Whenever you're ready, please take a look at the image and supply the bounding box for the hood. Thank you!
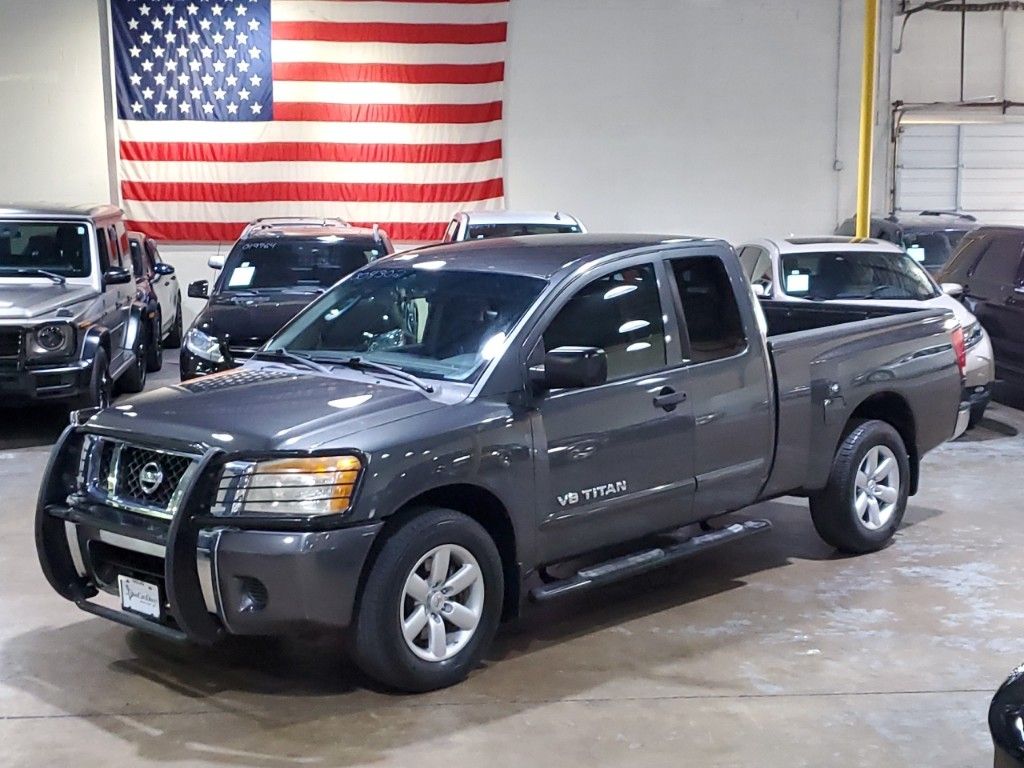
[0,281,96,320]
[86,364,450,452]
[195,292,317,349]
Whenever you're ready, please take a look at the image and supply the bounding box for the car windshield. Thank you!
[216,237,382,293]
[266,266,546,383]
[466,223,581,240]
[0,220,91,278]
[780,250,939,301]
[902,229,971,270]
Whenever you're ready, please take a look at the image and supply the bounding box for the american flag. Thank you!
[111,0,507,242]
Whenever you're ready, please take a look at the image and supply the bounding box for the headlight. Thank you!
[26,323,75,361]
[184,328,224,362]
[213,455,362,517]
[963,321,985,350]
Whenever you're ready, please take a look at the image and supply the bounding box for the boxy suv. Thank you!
[937,226,1024,390]
[182,218,393,379]
[836,211,979,274]
[0,204,150,408]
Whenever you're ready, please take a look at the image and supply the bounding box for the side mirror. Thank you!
[153,261,175,276]
[188,279,209,299]
[941,282,964,298]
[751,282,771,298]
[103,267,132,286]
[208,254,225,269]
[531,346,607,390]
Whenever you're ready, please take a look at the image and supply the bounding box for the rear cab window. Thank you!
[668,256,747,363]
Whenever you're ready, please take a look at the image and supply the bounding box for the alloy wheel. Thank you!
[853,445,900,530]
[400,544,485,662]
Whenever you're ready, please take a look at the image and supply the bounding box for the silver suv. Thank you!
[0,204,151,409]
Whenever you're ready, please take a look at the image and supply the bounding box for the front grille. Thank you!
[227,345,259,360]
[82,437,198,518]
[114,445,192,510]
[0,329,21,358]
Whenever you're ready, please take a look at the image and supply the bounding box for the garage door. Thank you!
[895,122,1024,225]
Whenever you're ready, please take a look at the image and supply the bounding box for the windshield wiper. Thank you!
[252,349,335,376]
[336,356,434,393]
[0,267,65,285]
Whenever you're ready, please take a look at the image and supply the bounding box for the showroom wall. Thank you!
[0,0,894,325]
[891,8,1024,104]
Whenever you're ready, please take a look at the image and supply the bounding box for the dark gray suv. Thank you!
[0,204,150,408]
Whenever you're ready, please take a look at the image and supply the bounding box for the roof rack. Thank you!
[240,217,350,237]
[919,210,977,222]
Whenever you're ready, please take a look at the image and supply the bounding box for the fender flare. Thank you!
[80,326,110,364]
[123,301,148,352]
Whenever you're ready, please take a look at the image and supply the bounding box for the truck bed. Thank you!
[758,300,962,500]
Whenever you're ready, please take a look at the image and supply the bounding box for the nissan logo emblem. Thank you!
[138,461,164,496]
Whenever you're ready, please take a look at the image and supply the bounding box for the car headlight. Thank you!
[213,455,362,517]
[963,321,985,350]
[184,328,224,362]
[26,323,75,361]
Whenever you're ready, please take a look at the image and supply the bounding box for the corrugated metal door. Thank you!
[896,122,1024,224]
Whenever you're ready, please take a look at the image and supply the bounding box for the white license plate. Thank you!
[118,574,161,619]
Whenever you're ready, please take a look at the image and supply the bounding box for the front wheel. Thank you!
[351,508,503,692]
[164,298,183,349]
[968,401,987,429]
[118,334,148,394]
[145,315,163,372]
[809,420,910,554]
[74,347,112,410]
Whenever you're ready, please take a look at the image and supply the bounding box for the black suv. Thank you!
[836,211,979,274]
[0,204,150,408]
[182,219,394,379]
[936,226,1024,389]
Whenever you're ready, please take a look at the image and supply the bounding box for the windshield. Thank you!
[0,220,91,278]
[267,267,546,383]
[903,229,971,270]
[780,250,939,301]
[216,237,381,293]
[466,223,581,240]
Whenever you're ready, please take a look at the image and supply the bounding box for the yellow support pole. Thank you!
[855,0,880,239]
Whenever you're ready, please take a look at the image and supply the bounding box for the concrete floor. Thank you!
[1,361,1020,766]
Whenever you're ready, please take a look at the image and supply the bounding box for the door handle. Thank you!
[653,386,687,412]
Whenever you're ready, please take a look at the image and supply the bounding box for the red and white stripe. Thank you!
[118,0,508,243]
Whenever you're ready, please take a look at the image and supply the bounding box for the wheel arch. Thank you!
[361,483,521,621]
[846,391,919,494]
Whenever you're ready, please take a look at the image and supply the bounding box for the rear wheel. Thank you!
[809,420,910,554]
[351,508,503,692]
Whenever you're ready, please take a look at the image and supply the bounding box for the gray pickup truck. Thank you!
[37,235,967,692]
[0,205,150,408]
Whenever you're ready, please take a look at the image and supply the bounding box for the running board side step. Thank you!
[529,519,772,603]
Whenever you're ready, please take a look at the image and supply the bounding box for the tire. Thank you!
[164,298,183,349]
[968,402,987,429]
[74,347,112,410]
[118,333,148,394]
[351,508,504,692]
[145,315,163,372]
[809,419,910,554]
